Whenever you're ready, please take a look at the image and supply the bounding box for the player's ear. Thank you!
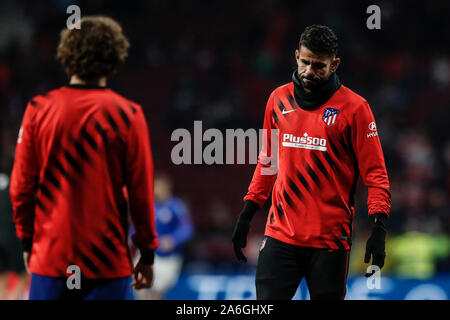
[330,57,340,73]
[295,49,300,65]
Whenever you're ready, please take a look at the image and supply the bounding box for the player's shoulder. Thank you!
[107,89,143,116]
[264,82,294,111]
[271,82,294,99]
[23,88,64,121]
[338,85,370,109]
[27,87,62,108]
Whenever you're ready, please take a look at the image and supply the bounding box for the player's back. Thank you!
[23,85,140,278]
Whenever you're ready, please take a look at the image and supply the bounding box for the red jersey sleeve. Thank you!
[10,101,40,241]
[351,100,391,216]
[126,106,159,252]
[244,91,278,207]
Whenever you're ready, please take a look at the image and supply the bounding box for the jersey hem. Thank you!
[28,267,133,279]
[264,229,351,251]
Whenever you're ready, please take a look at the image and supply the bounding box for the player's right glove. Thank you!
[364,213,388,276]
[232,200,260,262]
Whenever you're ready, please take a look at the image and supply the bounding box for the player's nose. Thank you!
[304,65,315,77]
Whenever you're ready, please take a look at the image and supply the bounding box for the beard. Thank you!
[300,75,327,91]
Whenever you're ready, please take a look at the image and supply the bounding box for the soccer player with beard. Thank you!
[10,16,158,299]
[232,25,391,300]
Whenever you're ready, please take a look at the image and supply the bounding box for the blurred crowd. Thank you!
[0,0,449,298]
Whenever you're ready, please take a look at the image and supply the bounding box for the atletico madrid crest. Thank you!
[323,107,339,126]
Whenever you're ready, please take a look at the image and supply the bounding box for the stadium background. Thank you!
[0,0,449,299]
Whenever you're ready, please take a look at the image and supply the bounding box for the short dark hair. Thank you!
[56,16,130,81]
[299,25,338,57]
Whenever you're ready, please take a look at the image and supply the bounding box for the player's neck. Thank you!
[292,71,341,110]
[70,75,107,87]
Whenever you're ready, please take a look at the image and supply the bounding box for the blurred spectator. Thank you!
[0,272,29,300]
[388,217,450,279]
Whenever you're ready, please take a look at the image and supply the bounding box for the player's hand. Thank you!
[132,258,154,289]
[232,201,260,262]
[23,251,30,274]
[232,215,251,262]
[364,214,387,277]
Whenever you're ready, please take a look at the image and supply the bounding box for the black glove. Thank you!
[21,238,32,252]
[231,200,260,262]
[139,249,155,265]
[364,213,387,277]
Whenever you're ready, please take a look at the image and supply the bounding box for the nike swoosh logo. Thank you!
[281,109,297,115]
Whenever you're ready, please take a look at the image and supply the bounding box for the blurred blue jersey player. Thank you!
[131,173,194,299]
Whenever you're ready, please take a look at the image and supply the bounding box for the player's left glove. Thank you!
[232,200,260,262]
[364,213,387,276]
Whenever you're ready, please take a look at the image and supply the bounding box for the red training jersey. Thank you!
[10,85,159,278]
[244,82,391,250]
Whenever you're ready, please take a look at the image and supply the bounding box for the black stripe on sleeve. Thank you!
[128,104,137,114]
[45,170,61,190]
[80,253,100,274]
[276,204,284,217]
[296,170,311,193]
[94,121,108,146]
[118,107,131,128]
[39,184,54,201]
[53,159,71,182]
[311,153,330,180]
[35,198,45,211]
[324,152,337,171]
[81,128,98,151]
[105,112,119,134]
[74,141,91,163]
[282,189,295,209]
[101,235,119,256]
[90,243,112,267]
[287,176,303,201]
[288,94,296,107]
[272,110,279,125]
[328,139,341,159]
[278,99,286,113]
[333,236,347,250]
[107,220,124,243]
[306,163,321,187]
[339,135,350,153]
[29,99,38,107]
[63,150,82,174]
